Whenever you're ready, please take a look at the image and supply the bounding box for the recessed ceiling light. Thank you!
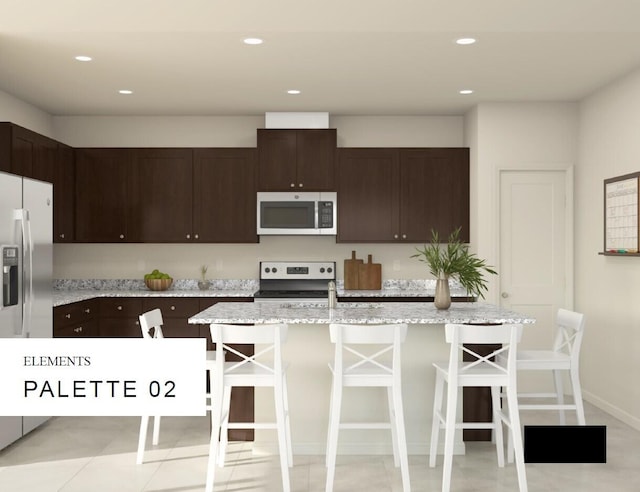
[287,89,301,95]
[456,38,477,45]
[75,55,92,62]
[118,89,133,95]
[243,37,263,45]
[459,89,474,95]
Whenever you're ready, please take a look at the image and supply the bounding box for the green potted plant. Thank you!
[198,265,210,290]
[411,227,497,309]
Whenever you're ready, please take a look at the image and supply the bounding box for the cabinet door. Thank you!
[10,125,56,182]
[54,143,75,243]
[257,129,297,190]
[193,149,258,243]
[130,149,193,242]
[75,148,133,242]
[400,148,469,242]
[258,129,336,191]
[296,129,336,191]
[337,148,400,242]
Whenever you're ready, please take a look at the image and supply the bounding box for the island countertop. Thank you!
[188,301,535,325]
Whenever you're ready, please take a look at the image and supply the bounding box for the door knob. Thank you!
[501,292,509,298]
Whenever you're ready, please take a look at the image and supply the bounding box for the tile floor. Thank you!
[0,401,638,491]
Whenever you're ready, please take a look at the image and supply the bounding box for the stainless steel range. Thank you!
[253,261,336,304]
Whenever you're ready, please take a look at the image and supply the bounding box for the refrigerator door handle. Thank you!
[13,209,32,338]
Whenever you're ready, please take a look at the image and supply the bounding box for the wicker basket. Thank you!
[144,278,173,291]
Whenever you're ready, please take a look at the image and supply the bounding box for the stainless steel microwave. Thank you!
[257,191,337,235]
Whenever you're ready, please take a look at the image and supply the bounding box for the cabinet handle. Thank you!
[290,183,295,188]
[186,234,191,239]
[298,183,303,187]
[59,233,65,239]
[84,308,91,314]
[170,305,176,311]
[119,234,125,239]
[135,321,139,325]
[194,234,199,239]
[117,306,123,311]
[65,313,71,319]
[393,234,399,239]
[402,234,407,239]
[74,327,83,333]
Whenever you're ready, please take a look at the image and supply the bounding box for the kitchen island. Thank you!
[189,301,534,456]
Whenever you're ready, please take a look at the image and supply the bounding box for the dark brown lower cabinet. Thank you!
[54,296,255,441]
[462,343,502,441]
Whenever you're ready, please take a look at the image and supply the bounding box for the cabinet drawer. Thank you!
[141,298,200,319]
[54,319,98,338]
[54,299,97,328]
[99,298,143,318]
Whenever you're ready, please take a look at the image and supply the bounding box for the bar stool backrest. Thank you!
[445,323,523,384]
[553,308,586,362]
[139,308,164,339]
[329,323,408,383]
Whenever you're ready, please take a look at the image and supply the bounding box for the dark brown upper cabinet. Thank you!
[53,143,75,243]
[0,122,57,183]
[75,148,133,242]
[337,148,469,243]
[193,148,258,243]
[337,148,400,242]
[129,148,194,242]
[257,129,336,191]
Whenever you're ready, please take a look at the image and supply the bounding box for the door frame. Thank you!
[496,166,575,311]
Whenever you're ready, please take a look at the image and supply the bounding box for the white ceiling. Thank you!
[2,0,640,116]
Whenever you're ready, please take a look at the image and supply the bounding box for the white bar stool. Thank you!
[136,308,216,465]
[515,308,586,425]
[429,323,527,492]
[206,323,292,492]
[326,323,411,492]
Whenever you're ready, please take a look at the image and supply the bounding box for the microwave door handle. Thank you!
[314,201,319,229]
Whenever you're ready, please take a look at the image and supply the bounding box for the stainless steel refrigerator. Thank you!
[0,171,52,450]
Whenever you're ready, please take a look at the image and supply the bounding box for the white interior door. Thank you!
[499,170,572,389]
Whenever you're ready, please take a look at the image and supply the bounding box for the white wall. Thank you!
[51,115,465,280]
[470,102,578,304]
[577,67,640,429]
[0,89,54,137]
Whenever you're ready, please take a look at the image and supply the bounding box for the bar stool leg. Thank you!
[506,384,528,492]
[205,387,224,492]
[387,386,400,467]
[571,367,586,425]
[275,378,291,492]
[491,386,505,467]
[217,386,232,467]
[392,383,411,492]
[325,380,343,492]
[429,372,444,467]
[136,416,149,464]
[553,369,566,425]
[442,381,458,492]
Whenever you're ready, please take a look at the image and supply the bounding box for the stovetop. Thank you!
[255,261,336,299]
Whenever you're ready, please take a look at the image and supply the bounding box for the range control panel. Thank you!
[260,261,336,280]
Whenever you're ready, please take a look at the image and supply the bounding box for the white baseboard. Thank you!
[583,390,640,431]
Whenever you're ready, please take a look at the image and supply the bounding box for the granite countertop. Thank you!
[53,279,472,307]
[189,301,535,325]
[53,279,258,307]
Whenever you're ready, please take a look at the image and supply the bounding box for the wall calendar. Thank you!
[604,172,640,254]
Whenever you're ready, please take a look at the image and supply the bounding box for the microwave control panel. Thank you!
[318,201,334,229]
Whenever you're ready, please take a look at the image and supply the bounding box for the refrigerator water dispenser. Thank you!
[1,245,19,309]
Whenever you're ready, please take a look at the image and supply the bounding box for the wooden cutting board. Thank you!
[358,254,382,290]
[344,250,363,290]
